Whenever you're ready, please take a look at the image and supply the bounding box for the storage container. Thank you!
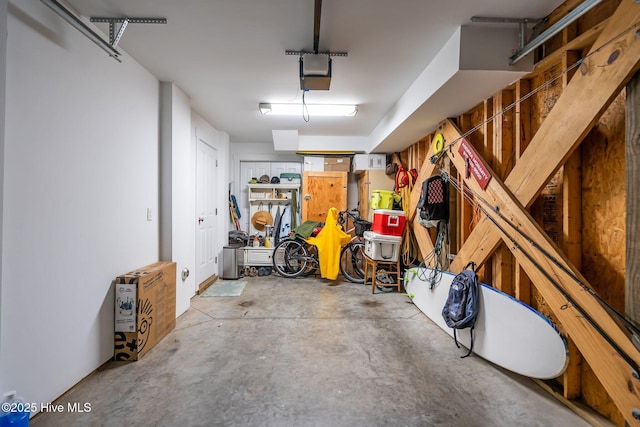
[364,231,402,262]
[352,154,386,173]
[372,209,406,236]
[370,190,397,210]
[280,173,301,185]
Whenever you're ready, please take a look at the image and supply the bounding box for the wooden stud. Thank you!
[626,71,640,327]
[492,90,515,295]
[514,79,533,304]
[561,49,585,401]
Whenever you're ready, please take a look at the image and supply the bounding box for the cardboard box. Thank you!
[114,261,176,361]
[324,156,351,172]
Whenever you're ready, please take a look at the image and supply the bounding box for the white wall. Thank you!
[0,1,230,411]
[160,83,194,317]
[0,0,7,352]
[192,112,230,278]
[1,0,160,406]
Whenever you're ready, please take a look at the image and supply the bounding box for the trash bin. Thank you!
[222,245,241,279]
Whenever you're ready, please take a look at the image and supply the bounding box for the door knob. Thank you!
[198,217,204,224]
[304,194,311,201]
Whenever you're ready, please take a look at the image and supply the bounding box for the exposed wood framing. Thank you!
[407,1,640,424]
[492,90,515,295]
[627,71,640,328]
[561,49,584,401]
[438,116,640,426]
[514,79,532,306]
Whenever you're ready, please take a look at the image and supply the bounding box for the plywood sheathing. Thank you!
[406,1,640,424]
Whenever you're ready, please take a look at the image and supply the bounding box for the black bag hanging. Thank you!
[441,262,480,358]
[416,174,449,228]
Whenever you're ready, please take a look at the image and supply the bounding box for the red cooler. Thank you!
[372,209,406,236]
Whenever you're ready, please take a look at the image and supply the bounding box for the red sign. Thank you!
[457,139,492,190]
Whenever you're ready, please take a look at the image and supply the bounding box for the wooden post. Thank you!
[492,90,515,295]
[514,79,532,305]
[562,49,584,401]
[626,71,640,328]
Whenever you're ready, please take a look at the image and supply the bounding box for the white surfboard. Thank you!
[405,267,568,379]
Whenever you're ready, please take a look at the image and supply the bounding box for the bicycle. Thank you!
[272,223,321,278]
[337,208,371,284]
[272,209,371,281]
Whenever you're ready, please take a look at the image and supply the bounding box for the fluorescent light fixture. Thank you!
[259,103,357,117]
[40,0,121,60]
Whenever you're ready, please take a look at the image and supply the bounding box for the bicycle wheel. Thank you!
[340,241,366,283]
[301,243,320,276]
[272,239,309,278]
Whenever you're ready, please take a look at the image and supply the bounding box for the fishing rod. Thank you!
[445,170,640,339]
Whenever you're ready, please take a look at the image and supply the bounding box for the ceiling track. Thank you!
[286,0,348,58]
[471,0,604,65]
[285,50,348,57]
[313,0,322,54]
[90,17,168,49]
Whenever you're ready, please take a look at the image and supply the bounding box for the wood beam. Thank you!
[438,117,640,427]
[491,90,515,294]
[562,49,584,401]
[514,79,532,305]
[627,70,640,328]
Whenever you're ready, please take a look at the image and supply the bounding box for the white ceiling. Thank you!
[62,0,565,153]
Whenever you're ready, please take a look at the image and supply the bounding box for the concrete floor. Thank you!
[31,274,608,427]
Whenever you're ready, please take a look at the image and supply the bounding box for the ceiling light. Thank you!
[259,103,357,117]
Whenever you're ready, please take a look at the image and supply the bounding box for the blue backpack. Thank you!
[442,262,480,358]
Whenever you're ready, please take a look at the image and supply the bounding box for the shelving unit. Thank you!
[247,183,300,235]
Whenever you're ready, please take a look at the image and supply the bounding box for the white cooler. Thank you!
[364,230,402,262]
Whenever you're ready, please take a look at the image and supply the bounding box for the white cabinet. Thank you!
[238,161,302,231]
[247,183,300,235]
[303,156,325,171]
[352,154,386,173]
[270,162,302,177]
[242,247,274,266]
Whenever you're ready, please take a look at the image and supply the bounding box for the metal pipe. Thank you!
[509,0,604,65]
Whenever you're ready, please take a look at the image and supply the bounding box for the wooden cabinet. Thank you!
[301,171,348,222]
[356,170,395,221]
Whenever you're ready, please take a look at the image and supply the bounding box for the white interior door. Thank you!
[196,138,218,288]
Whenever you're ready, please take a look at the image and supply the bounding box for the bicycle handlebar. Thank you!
[337,208,364,225]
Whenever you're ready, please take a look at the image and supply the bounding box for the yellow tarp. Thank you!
[306,207,351,280]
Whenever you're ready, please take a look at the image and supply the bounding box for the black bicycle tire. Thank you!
[272,239,309,278]
[340,241,366,284]
[301,243,319,276]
